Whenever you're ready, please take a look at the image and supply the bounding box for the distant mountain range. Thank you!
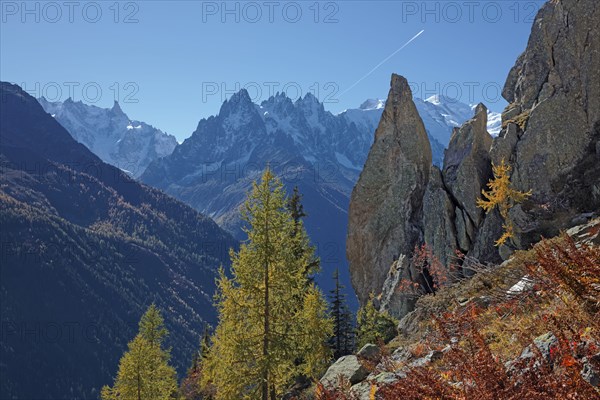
[38,97,178,177]
[3,85,504,397]
[34,91,501,308]
[37,93,501,178]
[1,82,235,400]
[138,90,500,307]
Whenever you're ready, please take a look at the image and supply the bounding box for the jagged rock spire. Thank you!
[347,74,432,305]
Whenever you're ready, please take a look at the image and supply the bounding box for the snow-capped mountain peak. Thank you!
[295,92,325,116]
[37,98,177,177]
[359,98,385,110]
[341,95,502,166]
[425,94,442,105]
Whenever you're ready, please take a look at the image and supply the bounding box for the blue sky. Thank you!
[1,0,544,141]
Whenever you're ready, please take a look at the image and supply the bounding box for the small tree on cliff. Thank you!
[101,304,177,400]
[204,169,332,400]
[477,159,532,246]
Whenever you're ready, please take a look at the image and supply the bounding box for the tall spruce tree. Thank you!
[204,169,332,400]
[286,186,319,282]
[188,324,210,375]
[328,268,355,359]
[340,302,355,356]
[199,324,211,361]
[287,186,306,231]
[101,304,177,400]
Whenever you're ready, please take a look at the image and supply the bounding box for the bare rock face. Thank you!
[347,74,432,305]
[449,0,599,268]
[490,122,519,165]
[443,104,493,228]
[439,104,496,266]
[501,0,600,247]
[379,255,416,317]
[423,166,458,267]
[347,0,600,316]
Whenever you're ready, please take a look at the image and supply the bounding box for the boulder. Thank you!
[390,346,413,364]
[409,350,444,368]
[506,275,535,296]
[320,355,369,387]
[349,381,374,400]
[379,255,411,316]
[566,217,600,246]
[397,310,421,337]
[350,372,405,400]
[370,371,404,385]
[519,332,558,365]
[357,343,381,361]
[581,353,600,387]
[505,332,559,373]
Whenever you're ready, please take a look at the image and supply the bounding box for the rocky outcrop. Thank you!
[347,74,432,305]
[581,353,600,387]
[442,104,498,268]
[348,0,600,317]
[501,0,600,249]
[379,252,431,317]
[423,167,458,267]
[443,103,493,229]
[350,94,497,314]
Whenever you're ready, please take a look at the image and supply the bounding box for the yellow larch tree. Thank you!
[203,169,332,400]
[477,159,532,246]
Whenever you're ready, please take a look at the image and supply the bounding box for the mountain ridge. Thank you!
[1,82,236,400]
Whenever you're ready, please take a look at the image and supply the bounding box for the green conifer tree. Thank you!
[356,294,397,349]
[199,324,211,361]
[328,268,355,359]
[340,302,355,355]
[286,186,319,282]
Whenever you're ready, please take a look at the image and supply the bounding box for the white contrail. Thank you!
[339,29,425,97]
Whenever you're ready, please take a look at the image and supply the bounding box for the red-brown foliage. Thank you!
[377,306,599,399]
[524,234,600,326]
[397,244,457,298]
[319,234,600,399]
